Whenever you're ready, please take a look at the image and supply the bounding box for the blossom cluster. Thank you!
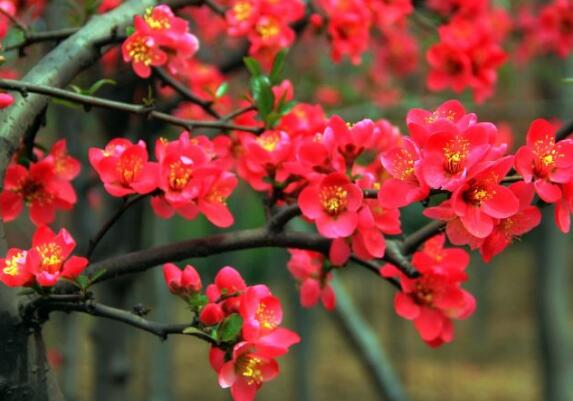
[417,103,573,261]
[225,0,305,64]
[426,11,508,102]
[381,234,475,347]
[516,0,573,61]
[122,5,199,78]
[0,226,87,287]
[163,264,300,401]
[89,132,238,227]
[0,140,80,226]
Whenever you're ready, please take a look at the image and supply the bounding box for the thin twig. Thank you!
[401,220,445,255]
[33,298,216,343]
[3,28,80,53]
[86,193,151,259]
[154,67,221,119]
[222,104,256,121]
[0,79,262,134]
[0,8,27,32]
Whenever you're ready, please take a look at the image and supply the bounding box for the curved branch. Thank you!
[86,193,152,259]
[401,220,445,255]
[154,67,221,119]
[33,298,214,343]
[0,79,262,133]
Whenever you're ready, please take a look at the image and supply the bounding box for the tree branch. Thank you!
[86,193,152,259]
[0,79,262,133]
[154,67,221,119]
[401,220,445,255]
[32,298,215,343]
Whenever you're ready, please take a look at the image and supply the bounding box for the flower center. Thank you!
[3,251,26,276]
[463,183,493,206]
[257,19,280,40]
[320,185,348,216]
[126,36,154,66]
[236,355,264,385]
[144,8,171,30]
[256,133,280,152]
[18,178,51,206]
[413,282,434,307]
[443,137,470,174]
[117,155,143,185]
[168,160,192,191]
[256,302,278,330]
[36,243,63,273]
[233,2,253,21]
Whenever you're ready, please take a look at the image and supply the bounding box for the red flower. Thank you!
[197,170,238,228]
[406,100,476,147]
[216,342,280,401]
[162,263,202,296]
[26,226,88,287]
[0,159,77,226]
[420,122,494,191]
[381,234,476,347]
[287,249,335,310]
[480,182,542,262]
[555,180,573,233]
[298,173,363,238]
[0,92,14,109]
[240,285,284,341]
[515,119,573,203]
[46,139,81,180]
[89,139,158,197]
[378,138,429,208]
[121,31,167,78]
[450,156,519,238]
[200,303,225,325]
[0,248,33,287]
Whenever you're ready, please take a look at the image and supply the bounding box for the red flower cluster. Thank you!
[0,226,88,287]
[399,101,553,261]
[516,0,573,61]
[381,234,475,347]
[287,249,335,310]
[515,119,573,233]
[122,5,199,78]
[163,264,300,401]
[225,0,304,64]
[316,0,413,64]
[89,132,238,228]
[0,140,80,226]
[231,92,403,264]
[426,12,508,102]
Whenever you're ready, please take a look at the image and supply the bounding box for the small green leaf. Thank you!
[87,79,116,95]
[279,100,297,115]
[250,75,274,123]
[563,77,573,84]
[125,26,135,36]
[270,48,288,85]
[243,57,263,77]
[219,313,243,342]
[215,82,229,98]
[88,268,107,285]
[75,275,89,290]
[188,293,208,312]
[183,326,204,335]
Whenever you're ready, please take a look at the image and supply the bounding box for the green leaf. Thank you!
[215,82,229,98]
[87,79,116,95]
[250,75,274,123]
[125,26,135,37]
[243,57,263,77]
[75,275,89,290]
[219,313,243,342]
[279,100,297,115]
[188,293,208,312]
[563,78,573,84]
[270,48,288,85]
[88,268,107,285]
[183,326,204,335]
